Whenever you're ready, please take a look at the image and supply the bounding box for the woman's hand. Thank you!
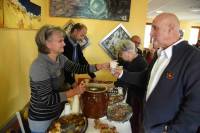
[73,81,86,95]
[71,82,77,88]
[66,81,86,97]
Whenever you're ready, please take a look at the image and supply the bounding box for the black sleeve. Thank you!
[88,72,96,79]
[77,45,96,78]
[64,71,75,85]
[120,69,148,88]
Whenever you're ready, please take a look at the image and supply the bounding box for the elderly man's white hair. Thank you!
[115,39,138,58]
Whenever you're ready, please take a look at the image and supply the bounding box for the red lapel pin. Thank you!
[166,71,174,80]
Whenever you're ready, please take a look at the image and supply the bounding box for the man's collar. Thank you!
[157,39,184,59]
[67,35,78,47]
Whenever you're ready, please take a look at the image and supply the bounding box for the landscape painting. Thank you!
[50,0,131,21]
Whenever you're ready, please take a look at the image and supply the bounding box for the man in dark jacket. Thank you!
[63,23,96,85]
[112,13,200,133]
[131,35,143,55]
[194,39,200,49]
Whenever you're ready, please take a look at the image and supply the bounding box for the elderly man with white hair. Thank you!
[113,13,200,133]
[114,39,148,133]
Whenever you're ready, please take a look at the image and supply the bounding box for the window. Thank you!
[144,24,152,48]
[188,27,200,45]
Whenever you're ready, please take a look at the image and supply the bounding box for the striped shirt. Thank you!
[28,53,96,121]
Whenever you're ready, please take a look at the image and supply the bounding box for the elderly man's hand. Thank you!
[112,66,123,78]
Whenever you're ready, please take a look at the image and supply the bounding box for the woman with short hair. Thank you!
[28,25,106,133]
[114,39,148,133]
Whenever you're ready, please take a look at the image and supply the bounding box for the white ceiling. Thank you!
[148,0,200,22]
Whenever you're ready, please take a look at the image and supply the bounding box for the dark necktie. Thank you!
[71,46,78,78]
[72,46,78,62]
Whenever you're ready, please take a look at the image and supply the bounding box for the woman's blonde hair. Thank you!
[35,25,66,54]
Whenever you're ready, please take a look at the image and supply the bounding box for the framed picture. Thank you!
[100,24,131,59]
[63,21,90,50]
[50,0,131,22]
[3,0,41,29]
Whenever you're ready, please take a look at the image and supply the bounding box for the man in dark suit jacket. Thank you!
[112,13,200,133]
[194,39,200,49]
[63,23,96,85]
[131,35,143,55]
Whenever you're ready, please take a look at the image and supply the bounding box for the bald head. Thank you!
[131,35,141,47]
[154,13,180,31]
[151,13,181,49]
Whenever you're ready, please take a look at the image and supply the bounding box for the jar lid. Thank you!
[86,86,107,93]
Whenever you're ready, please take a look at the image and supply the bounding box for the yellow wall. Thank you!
[0,29,38,128]
[0,0,45,128]
[0,0,147,128]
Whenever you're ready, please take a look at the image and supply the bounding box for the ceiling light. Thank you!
[190,7,200,12]
[191,9,200,12]
[156,10,163,14]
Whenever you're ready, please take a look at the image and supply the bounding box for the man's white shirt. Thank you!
[146,39,183,101]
